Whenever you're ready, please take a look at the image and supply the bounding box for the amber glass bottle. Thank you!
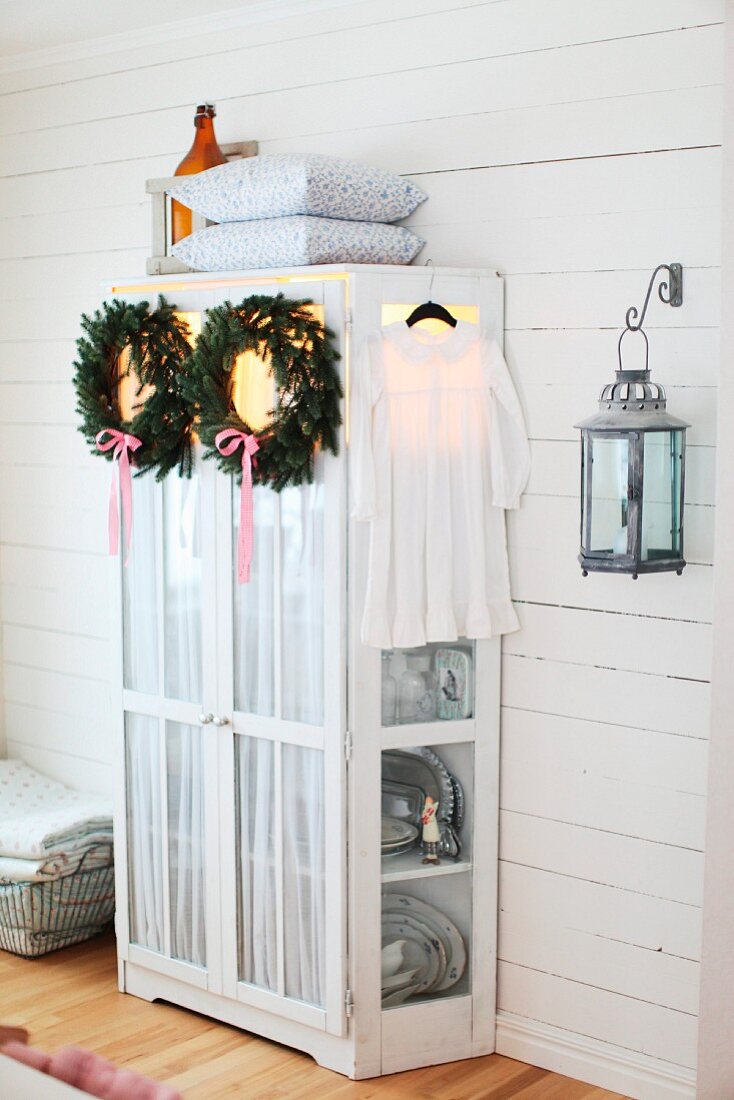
[171,103,227,245]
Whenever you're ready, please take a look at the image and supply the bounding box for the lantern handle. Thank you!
[617,326,649,375]
[617,262,683,375]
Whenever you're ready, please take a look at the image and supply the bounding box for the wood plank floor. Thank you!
[0,934,627,1098]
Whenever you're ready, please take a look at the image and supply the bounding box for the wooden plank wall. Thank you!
[0,0,722,1083]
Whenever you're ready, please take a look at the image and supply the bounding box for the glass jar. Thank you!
[381,653,397,726]
[398,656,437,723]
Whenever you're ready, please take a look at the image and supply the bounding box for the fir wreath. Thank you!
[183,293,343,491]
[73,296,195,480]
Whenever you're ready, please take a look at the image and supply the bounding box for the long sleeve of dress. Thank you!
[484,339,531,510]
[350,336,379,521]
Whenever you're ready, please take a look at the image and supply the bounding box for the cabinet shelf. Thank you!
[380,850,471,883]
[382,990,472,1012]
[380,718,476,750]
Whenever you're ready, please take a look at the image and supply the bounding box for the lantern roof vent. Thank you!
[599,374,667,411]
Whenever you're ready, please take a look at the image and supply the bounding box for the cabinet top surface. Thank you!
[105,263,501,295]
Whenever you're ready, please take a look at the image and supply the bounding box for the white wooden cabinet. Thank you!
[109,264,503,1078]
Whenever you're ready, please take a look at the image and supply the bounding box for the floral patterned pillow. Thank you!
[166,153,427,224]
[171,216,425,271]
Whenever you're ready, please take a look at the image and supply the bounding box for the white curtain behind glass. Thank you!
[283,744,325,1006]
[234,487,275,716]
[126,713,164,952]
[281,472,325,726]
[123,478,158,695]
[124,469,206,969]
[237,738,325,1007]
[237,736,277,990]
[234,466,324,726]
[164,474,202,703]
[167,722,206,967]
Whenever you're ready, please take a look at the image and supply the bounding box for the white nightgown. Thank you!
[351,320,530,650]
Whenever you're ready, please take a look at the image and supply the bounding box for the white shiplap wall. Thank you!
[0,0,722,1093]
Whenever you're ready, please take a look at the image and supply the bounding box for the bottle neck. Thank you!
[194,113,216,141]
[174,105,226,177]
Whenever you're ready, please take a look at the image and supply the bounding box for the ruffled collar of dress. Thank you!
[382,320,481,363]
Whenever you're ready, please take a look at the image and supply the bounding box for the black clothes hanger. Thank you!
[405,300,458,328]
[405,261,458,328]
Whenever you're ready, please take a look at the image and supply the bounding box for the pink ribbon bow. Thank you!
[96,429,142,564]
[216,429,260,583]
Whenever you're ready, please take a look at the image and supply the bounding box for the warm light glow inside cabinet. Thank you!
[110,264,503,1078]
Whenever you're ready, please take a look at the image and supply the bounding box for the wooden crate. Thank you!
[146,140,258,275]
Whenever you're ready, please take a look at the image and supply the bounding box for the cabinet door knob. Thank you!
[213,715,231,727]
[198,712,214,725]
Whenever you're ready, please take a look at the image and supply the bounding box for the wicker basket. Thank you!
[0,848,115,958]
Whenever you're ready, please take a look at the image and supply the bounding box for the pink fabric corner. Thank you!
[2,1040,181,1099]
[1,1039,51,1074]
[106,1068,181,1100]
[49,1046,101,1088]
[51,1045,182,1100]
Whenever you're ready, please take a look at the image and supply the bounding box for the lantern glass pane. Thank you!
[641,430,683,561]
[587,435,631,555]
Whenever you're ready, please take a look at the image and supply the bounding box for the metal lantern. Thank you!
[575,263,689,579]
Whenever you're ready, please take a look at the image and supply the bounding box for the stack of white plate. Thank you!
[381,893,466,1006]
[381,817,419,858]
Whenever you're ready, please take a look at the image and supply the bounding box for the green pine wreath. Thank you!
[73,296,195,480]
[183,293,343,491]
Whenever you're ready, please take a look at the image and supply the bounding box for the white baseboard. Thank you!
[496,1011,696,1100]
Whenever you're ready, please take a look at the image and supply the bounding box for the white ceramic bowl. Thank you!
[381,938,406,978]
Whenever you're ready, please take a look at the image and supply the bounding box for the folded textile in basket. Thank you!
[0,842,113,884]
[0,760,112,860]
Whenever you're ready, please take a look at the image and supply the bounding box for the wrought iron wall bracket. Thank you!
[665,262,684,308]
[618,262,683,373]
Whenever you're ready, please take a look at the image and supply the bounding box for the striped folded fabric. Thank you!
[0,844,113,885]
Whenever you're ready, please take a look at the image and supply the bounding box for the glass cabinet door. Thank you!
[235,736,326,1007]
[216,279,347,1037]
[233,481,326,1010]
[120,465,220,992]
[126,714,207,968]
[221,458,346,1035]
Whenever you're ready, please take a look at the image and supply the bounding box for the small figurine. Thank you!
[421,795,441,865]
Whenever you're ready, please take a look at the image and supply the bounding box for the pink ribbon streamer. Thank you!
[95,429,142,564]
[216,428,260,583]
